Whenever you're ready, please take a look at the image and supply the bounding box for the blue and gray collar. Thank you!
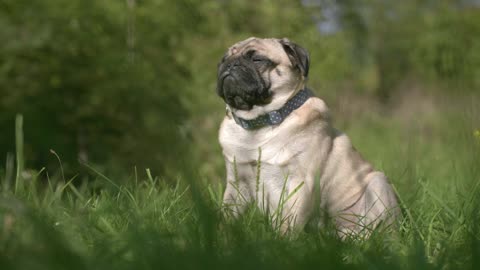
[230,88,314,130]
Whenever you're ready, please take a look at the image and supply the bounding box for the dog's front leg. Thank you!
[222,159,253,219]
[222,180,252,218]
[276,179,314,234]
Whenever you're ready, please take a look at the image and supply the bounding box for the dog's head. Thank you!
[217,37,309,111]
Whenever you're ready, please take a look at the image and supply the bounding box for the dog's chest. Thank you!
[219,118,322,167]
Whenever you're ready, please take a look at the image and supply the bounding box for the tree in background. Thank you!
[312,0,480,100]
[0,0,201,174]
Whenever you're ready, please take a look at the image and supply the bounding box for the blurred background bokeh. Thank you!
[1,0,479,181]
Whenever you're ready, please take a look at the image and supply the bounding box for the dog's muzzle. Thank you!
[217,60,270,110]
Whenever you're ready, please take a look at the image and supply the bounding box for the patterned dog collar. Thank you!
[231,88,313,130]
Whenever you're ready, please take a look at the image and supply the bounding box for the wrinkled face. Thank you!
[217,37,310,110]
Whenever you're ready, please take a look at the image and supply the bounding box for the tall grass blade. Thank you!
[15,114,24,195]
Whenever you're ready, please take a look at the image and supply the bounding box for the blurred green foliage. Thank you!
[0,0,196,173]
[0,0,479,176]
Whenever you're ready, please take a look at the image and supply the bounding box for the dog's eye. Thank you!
[252,55,268,63]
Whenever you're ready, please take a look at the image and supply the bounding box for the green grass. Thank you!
[1,99,479,270]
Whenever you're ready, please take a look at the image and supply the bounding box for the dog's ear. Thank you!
[279,38,310,78]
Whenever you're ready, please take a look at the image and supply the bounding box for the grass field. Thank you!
[0,93,479,270]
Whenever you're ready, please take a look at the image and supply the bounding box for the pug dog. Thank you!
[217,37,400,237]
